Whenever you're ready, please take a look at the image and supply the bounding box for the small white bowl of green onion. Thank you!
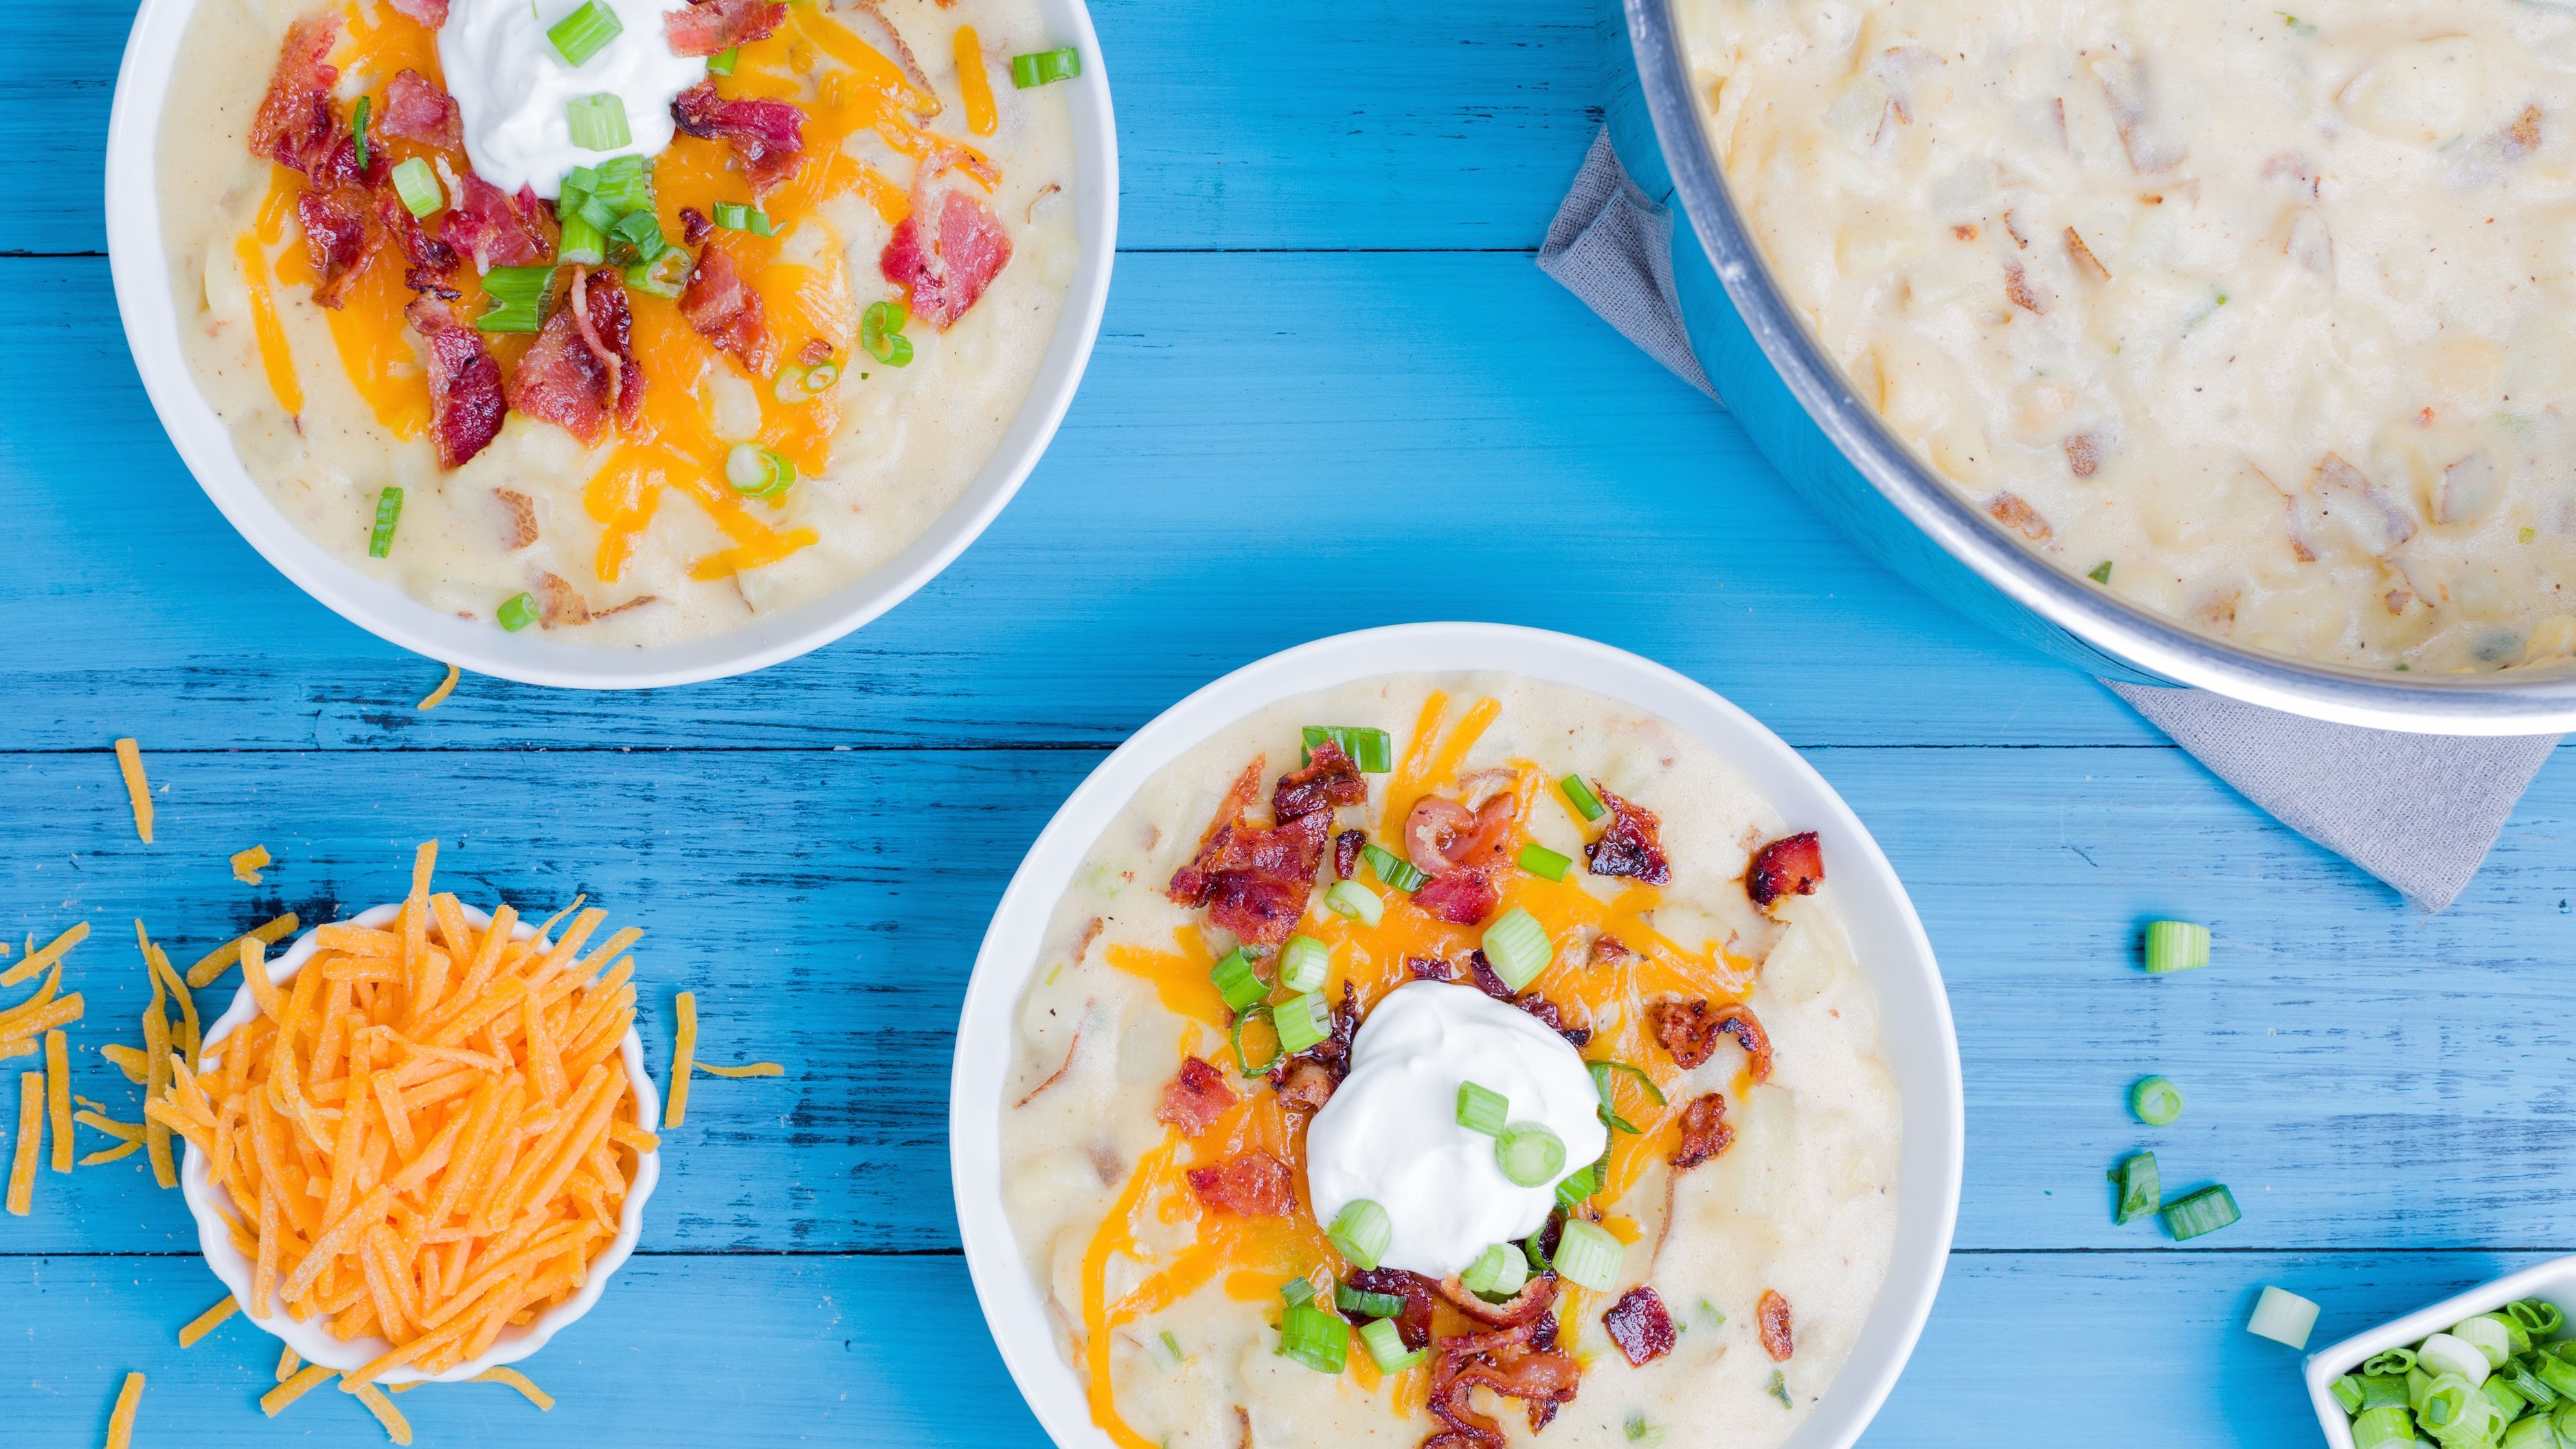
[2305,1259,2576,1448]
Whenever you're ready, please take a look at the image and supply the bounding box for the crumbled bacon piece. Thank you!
[1423,1319,1582,1449]
[1345,1268,1441,1350]
[1602,1288,1676,1367]
[1757,1290,1794,1361]
[1464,950,1510,1000]
[1273,739,1366,822]
[1406,956,1454,982]
[250,16,343,177]
[1166,794,1329,947]
[1514,993,1590,1048]
[880,187,1013,330]
[1184,1150,1293,1217]
[375,186,458,291]
[440,171,553,271]
[379,69,462,150]
[404,298,506,468]
[679,240,775,376]
[1287,982,1360,1080]
[385,0,450,25]
[505,269,641,446]
[297,188,375,308]
[1155,1056,1236,1136]
[795,335,835,368]
[1987,491,2053,543]
[1413,869,1500,926]
[664,0,787,56]
[670,80,805,194]
[1438,1271,1557,1328]
[1647,998,1771,1080]
[1588,934,1631,967]
[1583,785,1671,885]
[1405,794,1514,877]
[1272,1058,1335,1112]
[1668,1092,1733,1170]
[678,207,714,245]
[1333,829,1363,881]
[1747,831,1824,908]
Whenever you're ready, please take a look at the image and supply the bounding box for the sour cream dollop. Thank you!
[438,0,705,199]
[1304,982,1609,1279]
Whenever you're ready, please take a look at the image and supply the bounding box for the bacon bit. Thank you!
[1346,1268,1441,1349]
[2505,104,2544,163]
[1951,223,1978,241]
[1757,1290,1795,1361]
[663,0,787,57]
[374,187,460,296]
[1184,1150,1294,1217]
[506,269,640,445]
[1987,492,2053,543]
[1437,1272,1559,1329]
[1465,948,1511,1000]
[1155,1057,1236,1136]
[403,297,506,468]
[670,80,805,194]
[795,336,835,368]
[2065,434,2100,478]
[1273,739,1366,822]
[379,70,462,150]
[1423,1318,1583,1449]
[534,572,593,627]
[385,0,450,25]
[439,171,554,271]
[1414,870,1501,927]
[678,207,714,246]
[2063,227,2111,281]
[297,188,375,308]
[1649,998,1720,1068]
[1514,993,1590,1048]
[569,267,644,424]
[1405,792,1515,877]
[1298,980,1360,1078]
[249,16,343,177]
[494,488,540,550]
[881,186,1014,330]
[1272,1058,1335,1112]
[1168,809,1328,945]
[1583,785,1671,885]
[1406,956,1454,982]
[1747,831,1824,908]
[679,240,775,376]
[1333,829,1363,881]
[1669,1092,1734,1169]
[1602,1287,1676,1367]
[2003,261,2047,314]
[1588,934,1630,967]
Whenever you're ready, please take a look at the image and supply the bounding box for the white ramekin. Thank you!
[947,622,1966,1449]
[178,901,662,1384]
[2305,1257,2576,1449]
[102,0,1118,689]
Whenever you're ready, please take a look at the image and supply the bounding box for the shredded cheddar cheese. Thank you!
[954,26,998,136]
[1,921,87,989]
[179,1293,240,1348]
[104,1371,146,1449]
[473,1365,554,1409]
[44,1030,67,1173]
[417,665,462,711]
[233,845,272,884]
[7,1071,38,1215]
[114,738,153,843]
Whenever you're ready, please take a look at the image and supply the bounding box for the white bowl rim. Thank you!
[2302,1254,2576,1449]
[947,621,1966,1449]
[178,900,662,1384]
[102,0,1119,690]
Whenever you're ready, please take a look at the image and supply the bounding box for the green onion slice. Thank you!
[2142,919,2211,974]
[548,0,625,67]
[495,592,541,633]
[1301,725,1392,773]
[1767,1371,1793,1408]
[1590,1059,1667,1109]
[1228,1007,1279,1077]
[1494,1121,1566,1189]
[2361,1349,2417,1378]
[2507,1359,2560,1409]
[2160,1183,2239,1241]
[1322,880,1383,927]
[624,247,692,299]
[1278,935,1329,995]
[1335,1283,1406,1320]
[1274,992,1330,1056]
[2328,1375,2364,1415]
[558,208,609,267]
[1326,1199,1391,1271]
[588,154,653,213]
[2129,1075,2184,1127]
[367,486,405,559]
[1460,1243,1528,1299]
[351,96,371,172]
[1550,1219,1621,1292]
[567,93,631,150]
[712,201,776,236]
[861,300,914,366]
[2453,1314,2516,1368]
[473,265,556,335]
[706,45,738,76]
[391,157,444,219]
[611,207,666,262]
[1278,1276,1315,1307]
[1209,947,1269,1013]
[723,444,795,498]
[2538,1353,2576,1399]
[1009,46,1081,87]
[1355,1316,1423,1373]
[1362,842,1427,894]
[1455,1081,1507,1136]
[2088,560,2114,583]
[1276,1301,1348,1374]
[2348,1406,2414,1449]
[2244,1286,2318,1349]
[1555,1160,1600,1211]
[2513,1299,2568,1338]
[1480,908,1552,993]
[1559,774,1607,822]
[1516,842,1571,881]
[2108,1151,2158,1226]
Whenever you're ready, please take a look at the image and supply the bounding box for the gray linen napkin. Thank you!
[1540,130,2561,911]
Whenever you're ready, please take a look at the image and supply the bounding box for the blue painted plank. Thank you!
[6,0,1606,257]
[0,253,2146,752]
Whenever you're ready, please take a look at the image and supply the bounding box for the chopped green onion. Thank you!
[1355,1316,1423,1373]
[611,208,665,262]
[1301,725,1392,773]
[1010,46,1081,87]
[775,360,839,402]
[2454,1315,2517,1369]
[1323,880,1383,926]
[1551,1219,1621,1292]
[2354,1373,2408,1411]
[1327,1199,1391,1270]
[1157,1329,1186,1365]
[1480,908,1552,993]
[2538,1352,2576,1398]
[1590,1060,1667,1110]
[861,300,914,366]
[1623,1415,1664,1445]
[473,265,555,333]
[2245,1286,2318,1349]
[560,164,599,204]
[723,443,795,498]
[2129,1075,2185,1127]
[1277,1301,1348,1374]
[1495,1121,1566,1187]
[587,155,652,213]
[2349,1406,2415,1449]
[2507,1359,2560,1408]
[496,592,540,632]
[2329,1375,2364,1415]
[1278,1276,1316,1307]
[2160,1183,2239,1241]
[351,96,371,172]
[1555,1160,1600,1211]
[1766,1371,1793,1408]
[367,486,404,559]
[2487,1375,2529,1418]
[1456,1081,1507,1136]
[1278,936,1329,994]
[1209,947,1269,1013]
[558,207,608,266]
[2088,560,2114,583]
[1335,1283,1406,1320]
[1516,843,1571,881]
[624,247,691,299]
[2512,1300,2568,1338]
[391,157,444,219]
[1460,1243,1528,1299]
[712,201,776,236]
[706,45,738,76]
[1274,992,1330,1055]
[1559,774,1607,822]
[548,0,624,67]
[1229,1008,1280,1077]
[1523,1228,1552,1271]
[2108,1151,2158,1226]
[567,93,631,150]
[1362,842,1427,893]
[2363,1349,2418,1378]
[2508,1412,2564,1449]
[2143,919,2211,974]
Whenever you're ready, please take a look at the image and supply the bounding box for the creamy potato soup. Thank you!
[1002,674,1900,1449]
[1678,0,2576,673]
[159,0,1078,644]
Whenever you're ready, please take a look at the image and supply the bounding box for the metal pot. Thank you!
[1607,0,2576,735]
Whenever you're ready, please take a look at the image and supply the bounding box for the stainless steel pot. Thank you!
[1609,0,2576,735]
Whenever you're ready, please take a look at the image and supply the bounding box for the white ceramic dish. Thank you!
[178,901,662,1383]
[949,621,1965,1449]
[2305,1257,2576,1448]
[102,0,1118,690]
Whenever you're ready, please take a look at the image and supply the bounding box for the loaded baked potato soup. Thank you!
[159,0,1078,643]
[1001,675,1900,1449]
[1680,0,2576,674]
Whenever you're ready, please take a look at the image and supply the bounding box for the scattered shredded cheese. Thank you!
[352,1379,414,1444]
[178,1293,240,1348]
[0,921,87,989]
[694,1059,785,1077]
[44,1030,67,1173]
[7,1070,38,1215]
[418,664,462,710]
[185,912,300,990]
[261,1364,335,1415]
[104,1371,146,1449]
[665,991,697,1128]
[114,738,154,843]
[276,1345,301,1383]
[473,1365,555,1409]
[231,845,272,885]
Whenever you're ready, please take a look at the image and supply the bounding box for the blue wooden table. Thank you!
[7,3,2573,1444]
